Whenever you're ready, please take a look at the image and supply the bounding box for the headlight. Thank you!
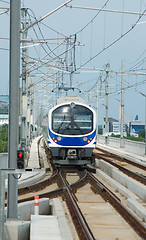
[83,136,88,141]
[57,136,62,141]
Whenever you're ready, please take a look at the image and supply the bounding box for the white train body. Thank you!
[47,96,96,165]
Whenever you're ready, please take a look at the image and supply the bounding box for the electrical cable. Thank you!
[0,0,9,3]
[27,10,51,56]
[75,0,110,35]
[73,8,146,73]
[125,56,146,72]
[28,8,66,59]
[0,47,9,51]
[27,8,76,59]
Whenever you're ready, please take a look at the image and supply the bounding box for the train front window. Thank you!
[52,104,93,135]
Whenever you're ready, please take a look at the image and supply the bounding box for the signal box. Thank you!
[17,150,24,169]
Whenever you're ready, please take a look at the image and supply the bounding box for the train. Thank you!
[47,96,96,165]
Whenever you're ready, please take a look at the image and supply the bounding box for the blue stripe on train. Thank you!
[49,129,96,146]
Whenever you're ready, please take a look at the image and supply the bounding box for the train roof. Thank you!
[52,96,85,107]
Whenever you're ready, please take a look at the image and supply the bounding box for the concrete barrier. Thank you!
[17,198,50,221]
[4,198,50,240]
[4,220,30,240]
[113,169,146,201]
[96,168,139,201]
[52,198,73,240]
[95,159,146,221]
[97,135,146,157]
[96,159,146,201]
[127,198,146,222]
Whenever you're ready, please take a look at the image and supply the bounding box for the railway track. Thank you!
[94,147,146,185]
[4,160,145,240]
[4,141,146,239]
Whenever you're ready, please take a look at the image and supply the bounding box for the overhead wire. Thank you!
[0,0,9,3]
[74,0,110,35]
[125,55,146,72]
[27,9,51,56]
[73,8,146,73]
[28,8,76,61]
[21,39,67,77]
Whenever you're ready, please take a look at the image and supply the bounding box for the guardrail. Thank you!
[97,135,145,156]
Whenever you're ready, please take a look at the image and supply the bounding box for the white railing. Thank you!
[97,135,146,156]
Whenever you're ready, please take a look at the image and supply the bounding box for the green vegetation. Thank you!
[110,131,145,142]
[111,134,120,138]
[138,130,145,139]
[125,135,145,142]
[0,125,22,153]
[0,124,8,152]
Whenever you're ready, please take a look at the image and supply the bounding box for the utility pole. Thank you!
[29,77,34,140]
[27,75,31,146]
[145,96,146,155]
[120,60,125,148]
[7,0,20,219]
[21,8,29,153]
[33,87,36,138]
[37,102,40,136]
[96,77,99,141]
[105,63,110,145]
[89,87,91,106]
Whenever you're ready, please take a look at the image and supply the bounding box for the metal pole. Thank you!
[105,63,110,145]
[145,96,146,155]
[21,8,28,152]
[7,0,20,219]
[0,169,24,239]
[96,78,99,142]
[0,171,6,240]
[33,87,36,138]
[120,60,124,148]
[37,102,40,136]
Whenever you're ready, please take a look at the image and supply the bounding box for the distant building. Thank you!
[0,114,9,125]
[0,95,9,114]
[129,115,145,136]
[103,117,127,136]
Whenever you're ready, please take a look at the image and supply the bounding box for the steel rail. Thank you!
[94,152,146,185]
[59,170,96,240]
[87,171,146,239]
[95,147,146,171]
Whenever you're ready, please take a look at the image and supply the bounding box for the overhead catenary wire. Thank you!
[0,0,9,3]
[27,8,61,58]
[23,45,74,76]
[72,8,146,73]
[71,0,110,35]
[20,39,67,76]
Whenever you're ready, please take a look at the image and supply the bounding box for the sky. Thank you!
[0,0,146,125]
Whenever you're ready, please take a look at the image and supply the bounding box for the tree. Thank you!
[138,130,145,139]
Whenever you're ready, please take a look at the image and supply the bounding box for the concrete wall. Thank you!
[97,135,146,156]
[5,198,50,221]
[17,198,50,221]
[4,198,50,240]
[95,159,146,221]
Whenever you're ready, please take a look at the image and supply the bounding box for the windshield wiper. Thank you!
[73,122,83,134]
[57,115,66,133]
